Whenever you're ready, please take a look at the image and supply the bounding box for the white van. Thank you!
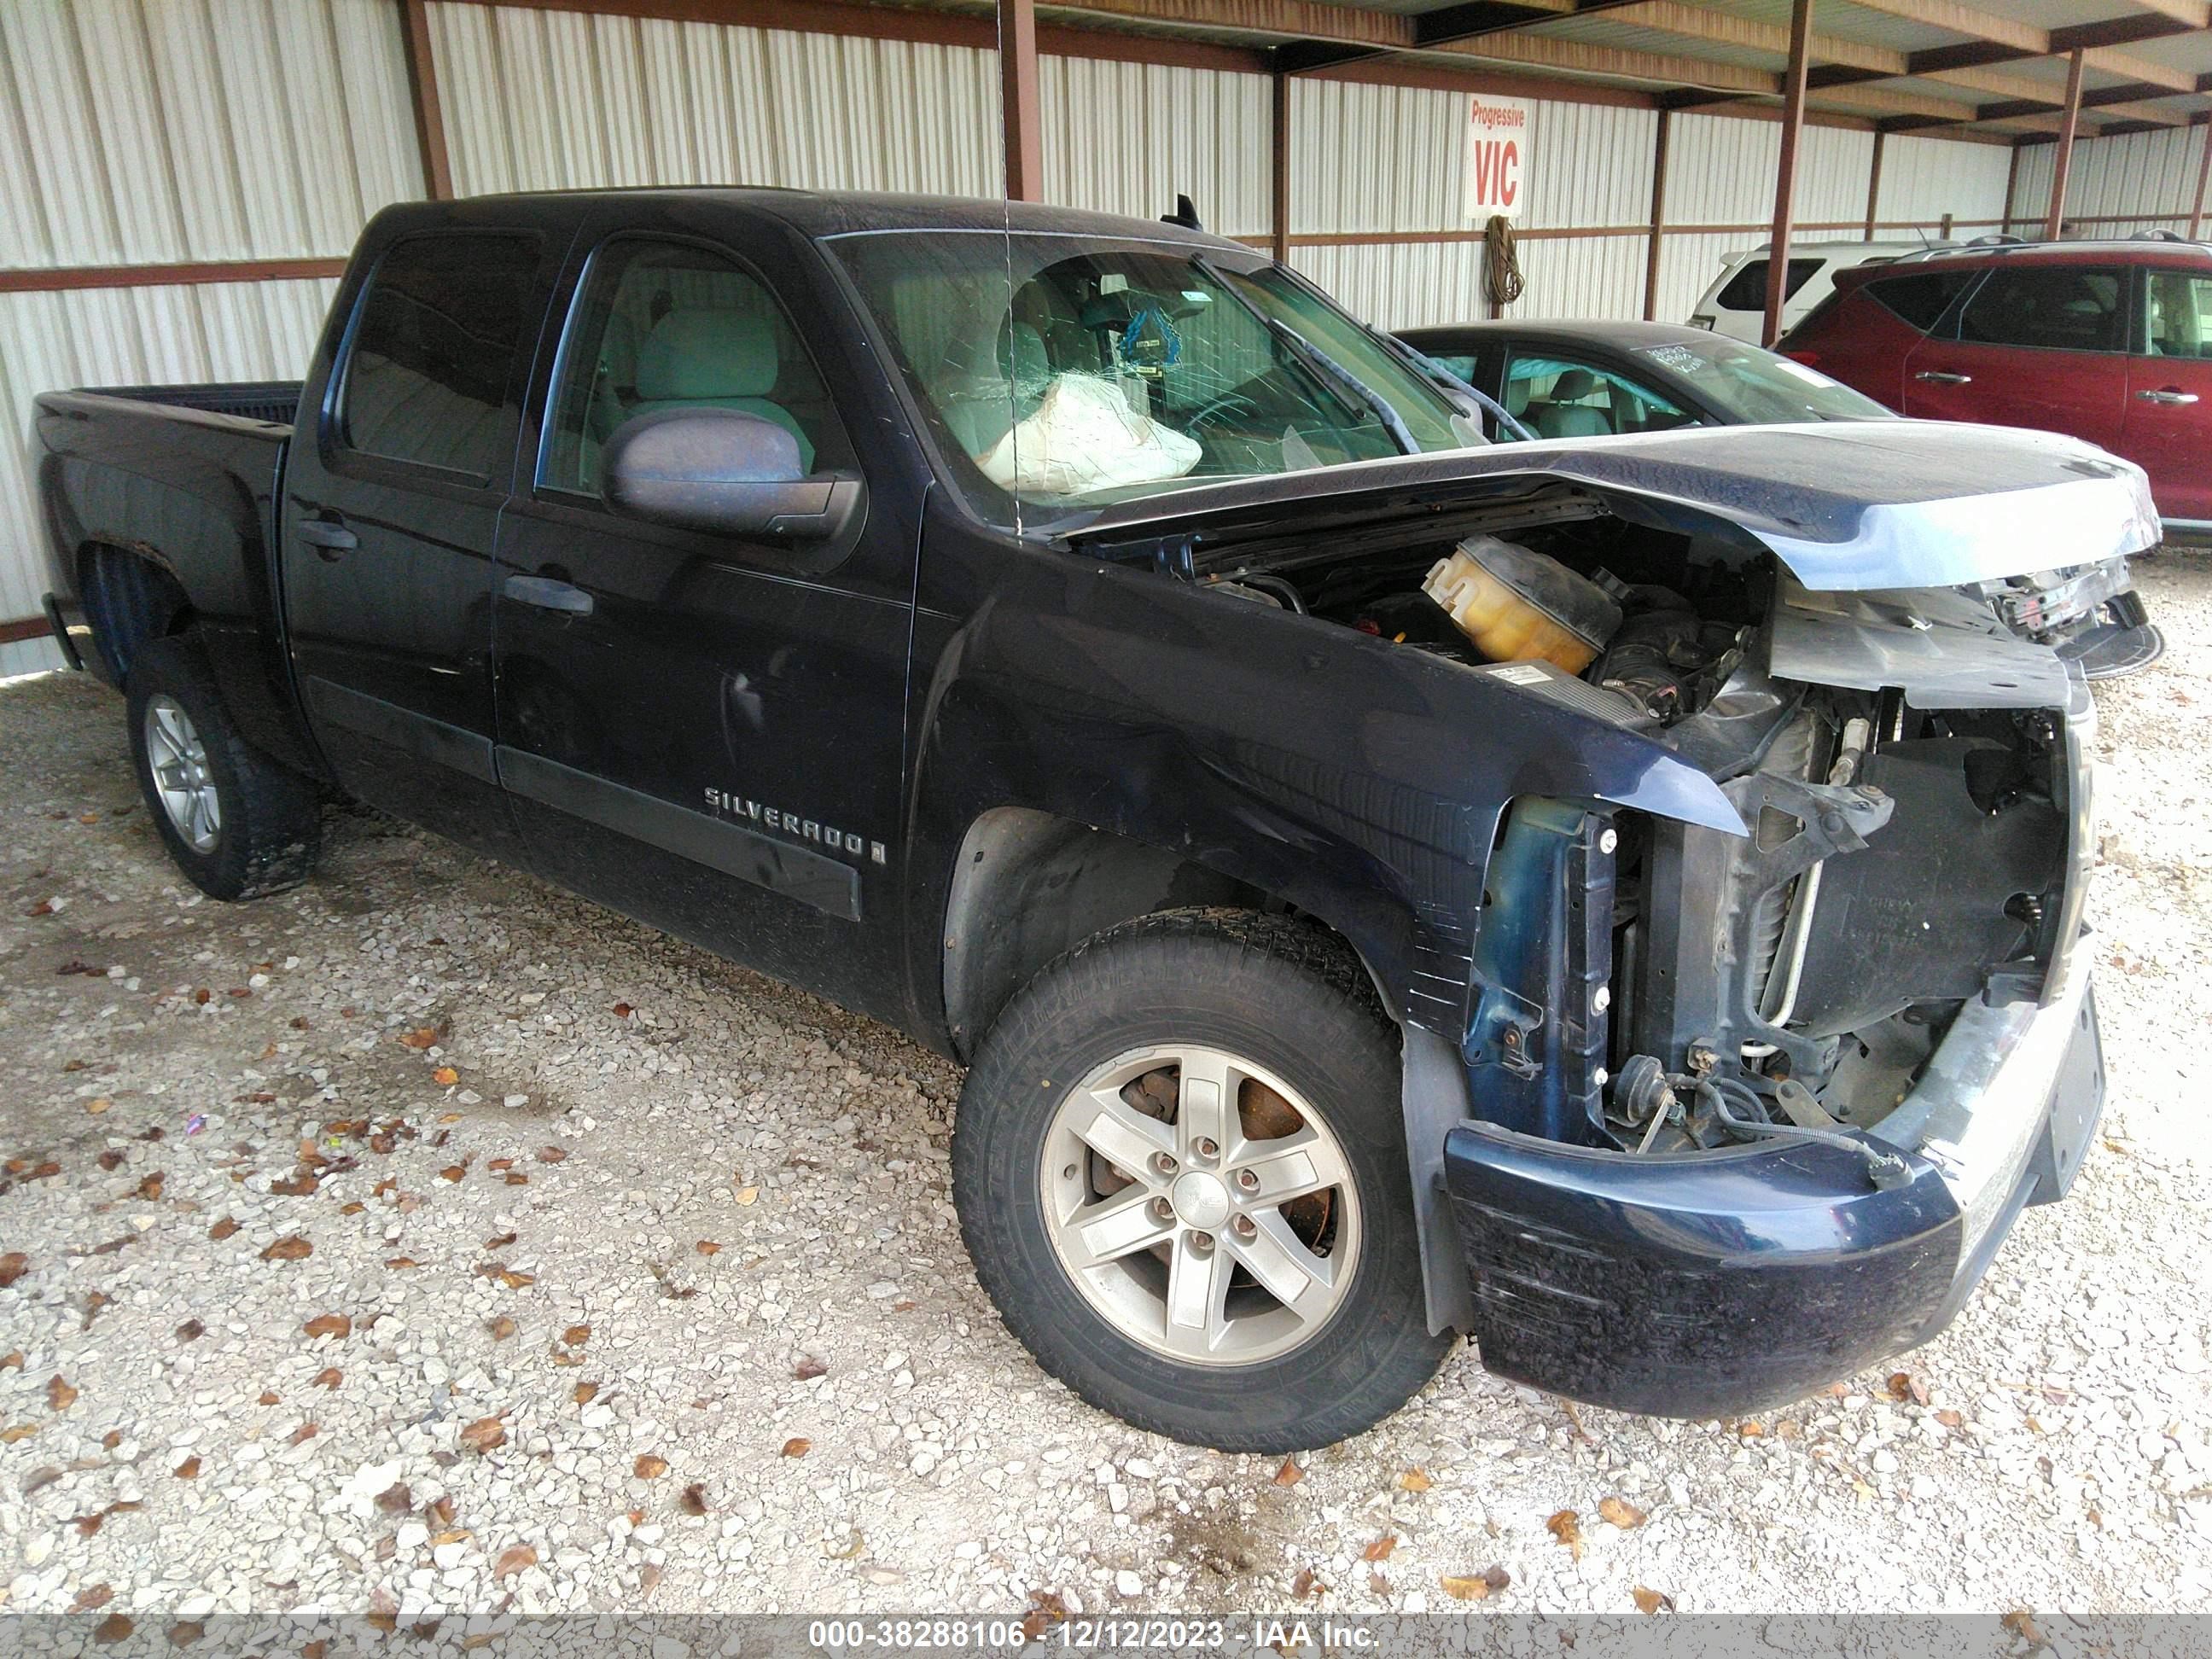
[1690,240,1945,341]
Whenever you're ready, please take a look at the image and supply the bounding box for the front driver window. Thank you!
[1501,352,1692,439]
[540,238,850,498]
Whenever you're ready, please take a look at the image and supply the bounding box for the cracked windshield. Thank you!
[832,231,1482,526]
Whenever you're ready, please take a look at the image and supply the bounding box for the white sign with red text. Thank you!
[1464,95,1531,220]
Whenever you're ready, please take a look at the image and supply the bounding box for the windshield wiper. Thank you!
[1364,325,1538,444]
[1260,318,1417,455]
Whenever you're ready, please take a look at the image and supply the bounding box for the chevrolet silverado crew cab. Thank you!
[37,192,2133,1452]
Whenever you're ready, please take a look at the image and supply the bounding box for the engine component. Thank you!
[1423,535,1621,674]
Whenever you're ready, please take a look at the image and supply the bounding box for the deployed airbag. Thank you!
[977,373,1200,496]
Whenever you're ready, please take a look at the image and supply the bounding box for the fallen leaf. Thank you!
[781,1437,811,1458]
[1289,1567,1324,1599]
[1398,1467,1432,1493]
[0,1423,38,1443]
[1361,1534,1396,1563]
[270,1172,318,1197]
[503,1173,528,1186]
[384,1257,418,1269]
[133,1173,165,1199]
[312,1367,342,1390]
[680,1482,708,1516]
[96,1150,123,1171]
[303,1314,351,1340]
[1440,1567,1510,1602]
[260,1235,311,1262]
[173,1456,201,1480]
[0,1252,27,1287]
[486,1316,517,1342]
[485,1231,517,1249]
[573,1382,599,1406]
[400,1028,439,1050]
[1272,1456,1303,1487]
[1598,1496,1646,1530]
[1887,1371,1930,1407]
[429,1495,457,1526]
[257,1391,281,1406]
[612,1003,632,1018]
[537,1147,567,1163]
[891,1300,917,1313]
[2002,1610,2045,1646]
[488,1158,514,1172]
[75,1585,114,1611]
[433,1068,459,1087]
[93,1614,134,1644]
[22,1466,62,1495]
[1936,1408,1965,1429]
[1545,1510,1583,1559]
[0,1352,19,1370]
[497,1268,534,1289]
[169,1621,206,1645]
[288,1422,319,1447]
[562,1324,590,1346]
[794,1355,829,1381]
[1632,1586,1674,1615]
[634,1454,669,1479]
[429,1528,471,1546]
[735,1185,760,1205]
[208,1218,239,1242]
[439,1167,466,1183]
[373,1481,413,1514]
[48,1376,78,1412]
[492,1545,536,1579]
[696,1240,721,1256]
[460,1417,506,1453]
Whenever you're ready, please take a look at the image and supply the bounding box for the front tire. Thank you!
[952,910,1452,1452]
[125,634,321,900]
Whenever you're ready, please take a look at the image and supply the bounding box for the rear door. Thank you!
[281,227,558,859]
[488,218,921,1025]
[2123,265,2212,524]
[1901,263,2130,449]
[1499,346,1699,439]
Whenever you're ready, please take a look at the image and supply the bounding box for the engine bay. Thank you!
[1193,504,2086,1176]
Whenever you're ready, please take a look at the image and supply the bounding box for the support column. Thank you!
[1761,0,1812,348]
[998,0,1044,203]
[1271,73,1291,263]
[1862,128,1884,242]
[2002,139,2023,236]
[399,0,452,201]
[2044,49,2085,242]
[2190,118,2212,240]
[1643,107,1671,321]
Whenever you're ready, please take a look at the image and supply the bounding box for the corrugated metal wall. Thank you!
[0,0,2043,679]
[0,0,420,676]
[2011,128,2203,239]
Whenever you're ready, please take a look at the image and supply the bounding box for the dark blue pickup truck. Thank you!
[35,190,2132,1451]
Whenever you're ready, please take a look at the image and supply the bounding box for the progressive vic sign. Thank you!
[1464,95,1531,220]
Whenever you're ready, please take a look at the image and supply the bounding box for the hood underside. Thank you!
[1065,421,2161,591]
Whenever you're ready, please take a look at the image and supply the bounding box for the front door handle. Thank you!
[295,518,358,557]
[2137,387,2201,405]
[503,573,594,616]
[1913,370,1973,386]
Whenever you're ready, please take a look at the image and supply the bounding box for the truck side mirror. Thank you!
[600,407,863,543]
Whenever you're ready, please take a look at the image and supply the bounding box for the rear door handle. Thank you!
[2137,387,2200,405]
[1913,370,1972,386]
[503,574,594,616]
[295,518,358,556]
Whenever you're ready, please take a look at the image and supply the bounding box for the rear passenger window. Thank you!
[1957,267,2126,352]
[1862,271,1973,333]
[338,233,540,481]
[539,237,849,498]
[1715,258,1822,312]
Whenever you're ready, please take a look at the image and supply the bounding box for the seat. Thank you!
[631,310,814,472]
[1532,368,1613,439]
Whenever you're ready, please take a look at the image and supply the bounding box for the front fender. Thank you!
[902,550,1741,1046]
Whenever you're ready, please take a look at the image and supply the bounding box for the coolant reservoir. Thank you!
[1422,535,1622,674]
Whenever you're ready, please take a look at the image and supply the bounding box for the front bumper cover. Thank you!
[1440,973,2103,1418]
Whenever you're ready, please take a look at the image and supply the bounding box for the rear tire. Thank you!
[952,909,1452,1452]
[125,634,321,900]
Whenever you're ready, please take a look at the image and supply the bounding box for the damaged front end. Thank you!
[1441,576,2105,1417]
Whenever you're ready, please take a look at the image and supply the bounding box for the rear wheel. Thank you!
[952,910,1452,1452]
[125,634,321,899]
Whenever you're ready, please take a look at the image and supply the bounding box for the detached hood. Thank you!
[1064,420,2161,591]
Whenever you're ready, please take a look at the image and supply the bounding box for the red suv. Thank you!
[1782,236,2212,539]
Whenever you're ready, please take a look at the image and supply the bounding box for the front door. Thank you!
[1901,263,2129,451]
[2124,265,2212,525]
[280,228,556,860]
[490,230,918,1024]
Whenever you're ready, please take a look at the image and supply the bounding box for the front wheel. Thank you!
[952,910,1452,1452]
[125,634,322,900]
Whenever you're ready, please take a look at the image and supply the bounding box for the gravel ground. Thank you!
[1,558,2209,1622]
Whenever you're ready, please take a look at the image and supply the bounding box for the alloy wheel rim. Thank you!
[1039,1043,1361,1367]
[144,695,222,853]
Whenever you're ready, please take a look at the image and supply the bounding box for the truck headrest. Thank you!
[635,311,779,401]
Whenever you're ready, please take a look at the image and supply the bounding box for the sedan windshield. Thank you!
[1633,335,1894,423]
[830,230,1480,527]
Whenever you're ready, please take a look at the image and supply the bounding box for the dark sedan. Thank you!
[1394,317,1895,438]
[1394,319,2160,677]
